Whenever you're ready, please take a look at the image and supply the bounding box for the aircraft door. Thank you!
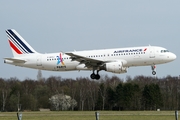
[149,46,155,58]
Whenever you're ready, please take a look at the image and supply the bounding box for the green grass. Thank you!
[0,111,177,120]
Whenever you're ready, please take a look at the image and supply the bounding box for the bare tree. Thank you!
[0,78,9,111]
[86,80,98,110]
[76,77,89,111]
[65,79,77,110]
[98,82,107,110]
[2,90,7,111]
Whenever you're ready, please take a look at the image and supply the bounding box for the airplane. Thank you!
[4,29,177,80]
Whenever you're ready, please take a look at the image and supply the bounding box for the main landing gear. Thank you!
[151,65,156,75]
[90,70,100,80]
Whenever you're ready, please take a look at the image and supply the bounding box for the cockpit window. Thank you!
[161,50,169,53]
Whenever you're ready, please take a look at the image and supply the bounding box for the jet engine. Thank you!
[101,62,127,74]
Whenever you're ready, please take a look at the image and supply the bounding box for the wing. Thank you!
[4,58,26,63]
[65,52,104,68]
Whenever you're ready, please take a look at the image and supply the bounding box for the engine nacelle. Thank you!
[102,62,127,74]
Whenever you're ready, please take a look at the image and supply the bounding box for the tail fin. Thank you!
[5,29,38,57]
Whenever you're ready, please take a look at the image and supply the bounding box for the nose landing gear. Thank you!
[151,65,156,75]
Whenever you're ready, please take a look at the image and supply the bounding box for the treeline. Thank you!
[0,75,179,111]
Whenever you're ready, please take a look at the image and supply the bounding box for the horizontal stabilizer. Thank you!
[4,58,26,63]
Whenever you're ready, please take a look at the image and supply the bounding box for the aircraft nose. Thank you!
[172,53,177,60]
[170,53,177,61]
[165,53,176,62]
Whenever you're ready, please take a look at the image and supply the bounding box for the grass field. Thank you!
[0,111,177,120]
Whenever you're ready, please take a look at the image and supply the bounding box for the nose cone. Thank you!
[172,53,177,60]
[169,53,177,61]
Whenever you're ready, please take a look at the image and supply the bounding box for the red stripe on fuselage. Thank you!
[8,40,22,54]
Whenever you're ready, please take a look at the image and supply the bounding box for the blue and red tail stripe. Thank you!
[6,31,27,54]
[8,40,23,54]
[6,29,34,54]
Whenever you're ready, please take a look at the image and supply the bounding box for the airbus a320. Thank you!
[4,29,177,80]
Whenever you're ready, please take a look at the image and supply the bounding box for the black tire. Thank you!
[152,71,156,75]
[95,74,100,80]
[90,73,96,79]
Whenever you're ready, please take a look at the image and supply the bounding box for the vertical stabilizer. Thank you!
[5,29,38,57]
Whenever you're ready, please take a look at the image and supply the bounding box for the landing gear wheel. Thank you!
[152,71,156,75]
[95,74,100,80]
[90,70,101,80]
[90,73,96,79]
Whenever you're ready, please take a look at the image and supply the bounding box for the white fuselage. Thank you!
[4,29,177,79]
[5,46,176,73]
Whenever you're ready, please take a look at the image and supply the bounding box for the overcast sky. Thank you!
[0,1,179,80]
